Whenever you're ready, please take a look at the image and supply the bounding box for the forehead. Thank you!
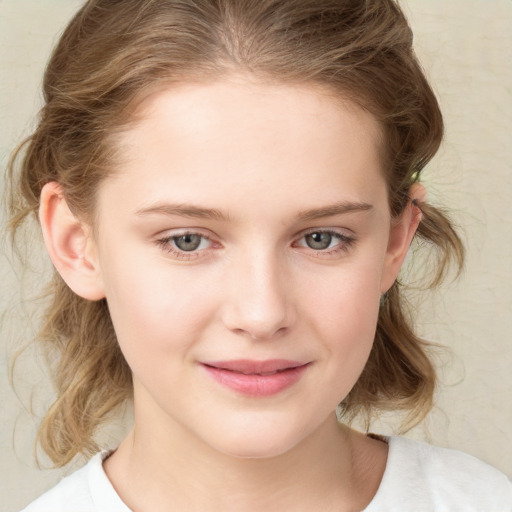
[102,76,387,219]
[126,75,383,153]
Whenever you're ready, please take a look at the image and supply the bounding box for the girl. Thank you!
[5,0,511,510]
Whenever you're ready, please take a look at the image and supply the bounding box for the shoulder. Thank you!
[20,452,130,512]
[20,457,95,512]
[366,436,512,512]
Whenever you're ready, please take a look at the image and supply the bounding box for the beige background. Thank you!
[1,0,511,509]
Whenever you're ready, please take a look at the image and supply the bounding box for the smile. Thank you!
[200,360,311,397]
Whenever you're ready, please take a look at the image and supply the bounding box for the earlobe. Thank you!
[380,184,425,293]
[39,182,105,301]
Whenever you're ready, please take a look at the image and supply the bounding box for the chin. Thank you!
[205,422,308,460]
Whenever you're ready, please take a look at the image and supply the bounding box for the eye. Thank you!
[173,233,205,252]
[156,231,214,258]
[295,229,355,254]
[304,231,336,250]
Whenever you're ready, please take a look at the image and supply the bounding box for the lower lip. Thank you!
[201,364,309,397]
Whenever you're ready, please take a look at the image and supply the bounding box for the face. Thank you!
[87,76,410,458]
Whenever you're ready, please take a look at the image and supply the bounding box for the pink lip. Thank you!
[200,359,310,397]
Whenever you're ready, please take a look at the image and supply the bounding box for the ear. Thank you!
[380,184,425,293]
[39,182,105,301]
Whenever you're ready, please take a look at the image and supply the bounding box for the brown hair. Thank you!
[7,0,463,467]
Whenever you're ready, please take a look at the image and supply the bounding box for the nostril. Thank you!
[231,325,289,341]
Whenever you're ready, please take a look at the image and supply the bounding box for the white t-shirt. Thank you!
[20,436,512,512]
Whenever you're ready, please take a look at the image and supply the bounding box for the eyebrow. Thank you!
[135,200,373,222]
[135,203,228,221]
[297,201,373,221]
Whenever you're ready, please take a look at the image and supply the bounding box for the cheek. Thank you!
[98,248,219,361]
[300,259,382,376]
[301,255,383,322]
[319,287,380,402]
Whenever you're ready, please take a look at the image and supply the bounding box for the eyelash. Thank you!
[155,231,214,261]
[155,229,356,260]
[294,229,356,256]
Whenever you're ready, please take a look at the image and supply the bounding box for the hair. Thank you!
[7,0,464,467]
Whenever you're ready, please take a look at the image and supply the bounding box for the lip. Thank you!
[200,359,310,397]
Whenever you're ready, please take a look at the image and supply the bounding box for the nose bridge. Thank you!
[222,244,294,340]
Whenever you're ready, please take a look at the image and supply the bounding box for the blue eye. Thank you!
[304,232,335,250]
[297,230,355,253]
[156,232,213,257]
[173,234,203,251]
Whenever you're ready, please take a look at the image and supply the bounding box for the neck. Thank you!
[105,411,385,512]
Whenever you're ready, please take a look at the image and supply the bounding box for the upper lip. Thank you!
[201,359,309,375]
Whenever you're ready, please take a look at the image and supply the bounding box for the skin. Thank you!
[39,75,423,511]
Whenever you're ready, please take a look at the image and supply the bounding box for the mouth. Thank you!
[200,359,310,397]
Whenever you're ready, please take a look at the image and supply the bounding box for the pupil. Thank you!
[306,232,332,250]
[175,234,201,251]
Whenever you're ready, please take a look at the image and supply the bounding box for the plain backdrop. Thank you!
[1,1,511,510]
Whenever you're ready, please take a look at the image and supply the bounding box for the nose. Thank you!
[221,250,296,341]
